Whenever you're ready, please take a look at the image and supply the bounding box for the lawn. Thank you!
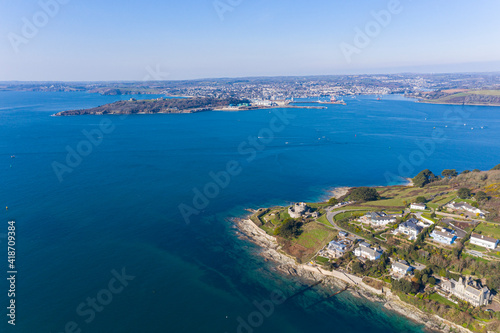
[315,256,330,265]
[428,293,457,308]
[316,214,331,227]
[421,213,437,223]
[292,223,335,250]
[334,210,369,221]
[474,222,500,239]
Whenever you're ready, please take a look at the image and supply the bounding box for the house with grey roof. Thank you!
[354,242,383,261]
[440,276,492,307]
[446,201,488,218]
[410,203,427,210]
[391,260,413,277]
[430,229,457,245]
[326,240,347,257]
[470,233,499,249]
[365,212,397,226]
[398,218,423,240]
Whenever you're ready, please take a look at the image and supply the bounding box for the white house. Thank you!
[470,233,499,249]
[354,242,383,260]
[326,240,347,257]
[430,229,457,245]
[446,201,488,217]
[398,218,423,240]
[392,261,413,276]
[410,203,427,210]
[366,212,397,226]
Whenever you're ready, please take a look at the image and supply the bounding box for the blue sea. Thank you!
[1,91,499,333]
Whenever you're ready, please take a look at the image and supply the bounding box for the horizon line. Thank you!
[2,70,500,84]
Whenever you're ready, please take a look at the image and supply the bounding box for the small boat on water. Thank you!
[10,155,15,158]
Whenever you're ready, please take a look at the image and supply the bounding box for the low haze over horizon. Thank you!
[1,0,500,81]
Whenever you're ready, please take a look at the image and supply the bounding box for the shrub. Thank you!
[458,188,471,199]
[349,187,380,202]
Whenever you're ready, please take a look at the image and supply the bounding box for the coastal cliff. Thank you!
[233,217,473,333]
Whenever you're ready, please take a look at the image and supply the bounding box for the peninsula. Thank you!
[409,89,500,106]
[53,97,327,116]
[237,166,500,332]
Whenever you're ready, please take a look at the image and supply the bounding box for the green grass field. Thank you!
[357,185,453,209]
[334,210,369,221]
[316,214,331,227]
[428,293,457,308]
[421,213,437,223]
[474,222,500,239]
[469,90,500,96]
[294,223,334,248]
[315,256,330,265]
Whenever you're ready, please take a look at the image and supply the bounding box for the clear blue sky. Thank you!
[1,0,499,81]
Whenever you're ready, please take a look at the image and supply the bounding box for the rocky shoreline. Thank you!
[233,216,473,333]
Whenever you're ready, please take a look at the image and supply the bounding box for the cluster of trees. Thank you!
[415,196,427,203]
[349,187,380,202]
[391,278,420,294]
[275,218,303,239]
[351,253,390,277]
[328,197,339,205]
[492,164,500,170]
[413,169,439,187]
[457,188,489,202]
[442,169,458,179]
[476,191,489,201]
[458,187,472,199]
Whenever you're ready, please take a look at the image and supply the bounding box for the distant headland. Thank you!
[53,97,327,116]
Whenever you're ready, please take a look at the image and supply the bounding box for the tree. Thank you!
[461,170,470,174]
[430,212,437,219]
[412,169,438,188]
[491,164,500,171]
[276,218,303,239]
[349,187,380,202]
[428,276,436,286]
[415,196,427,203]
[475,191,489,202]
[457,188,472,199]
[328,197,339,205]
[442,169,458,179]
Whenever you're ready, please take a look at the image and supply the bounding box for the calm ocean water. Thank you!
[1,91,499,332]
